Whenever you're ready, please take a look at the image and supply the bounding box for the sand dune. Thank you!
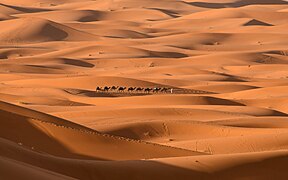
[0,101,200,160]
[1,0,288,179]
[0,17,98,44]
[0,13,15,21]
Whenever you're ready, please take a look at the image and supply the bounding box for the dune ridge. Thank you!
[1,0,288,179]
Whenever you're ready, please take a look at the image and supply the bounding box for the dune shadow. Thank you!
[62,58,95,68]
[72,154,288,179]
[2,145,288,179]
[0,108,106,161]
[149,51,189,58]
[0,3,51,13]
[146,7,180,18]
[188,0,288,8]
[78,10,102,22]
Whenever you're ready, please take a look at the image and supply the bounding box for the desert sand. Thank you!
[1,0,288,179]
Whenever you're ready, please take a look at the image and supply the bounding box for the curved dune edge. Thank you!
[1,137,288,179]
[0,101,203,160]
[1,0,288,179]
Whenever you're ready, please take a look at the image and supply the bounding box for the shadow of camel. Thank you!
[64,89,151,97]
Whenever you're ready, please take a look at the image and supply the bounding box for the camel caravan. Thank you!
[96,86,173,94]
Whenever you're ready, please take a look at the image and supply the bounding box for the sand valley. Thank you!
[1,0,288,179]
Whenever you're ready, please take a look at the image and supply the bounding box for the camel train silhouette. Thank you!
[95,86,172,94]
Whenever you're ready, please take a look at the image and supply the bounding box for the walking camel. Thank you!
[144,88,152,93]
[111,86,118,91]
[128,87,136,92]
[160,87,169,93]
[96,86,172,94]
[103,86,111,91]
[136,87,144,92]
[153,87,161,93]
[96,86,102,92]
[118,87,126,92]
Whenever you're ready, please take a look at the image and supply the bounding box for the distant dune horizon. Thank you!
[1,0,288,179]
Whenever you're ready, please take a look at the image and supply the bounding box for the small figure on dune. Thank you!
[136,87,144,92]
[96,86,173,94]
[103,86,111,92]
[153,87,161,93]
[111,86,119,91]
[144,88,152,93]
[128,87,136,92]
[118,86,126,92]
[96,86,102,92]
[160,87,169,93]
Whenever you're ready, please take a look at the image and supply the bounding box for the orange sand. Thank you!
[1,0,288,179]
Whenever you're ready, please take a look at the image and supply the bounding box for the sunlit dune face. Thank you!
[1,0,288,179]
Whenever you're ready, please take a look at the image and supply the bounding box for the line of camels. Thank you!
[96,86,173,93]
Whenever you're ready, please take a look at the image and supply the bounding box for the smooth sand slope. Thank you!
[1,0,288,179]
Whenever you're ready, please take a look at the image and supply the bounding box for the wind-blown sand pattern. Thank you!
[1,0,288,179]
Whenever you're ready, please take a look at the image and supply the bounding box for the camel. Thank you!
[111,86,118,91]
[153,87,161,93]
[103,86,111,91]
[96,87,102,92]
[160,87,169,93]
[118,87,126,92]
[128,87,136,92]
[136,87,144,92]
[97,86,171,94]
[144,88,152,93]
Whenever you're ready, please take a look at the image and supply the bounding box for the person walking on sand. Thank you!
[170,88,173,94]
